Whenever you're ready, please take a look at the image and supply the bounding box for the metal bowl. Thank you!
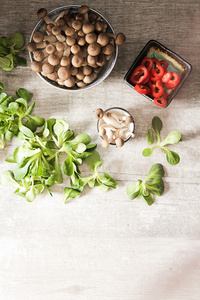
[29,5,118,91]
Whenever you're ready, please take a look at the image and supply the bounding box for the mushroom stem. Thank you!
[37,8,56,25]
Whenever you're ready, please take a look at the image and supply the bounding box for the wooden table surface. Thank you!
[0,0,200,299]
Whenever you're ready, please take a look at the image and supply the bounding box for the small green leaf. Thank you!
[142,147,155,157]
[152,116,162,144]
[160,130,181,147]
[7,33,24,49]
[140,192,154,206]
[74,142,87,153]
[0,82,4,89]
[145,163,165,181]
[25,102,35,115]
[29,115,45,127]
[17,88,33,102]
[62,187,81,203]
[71,133,91,145]
[162,147,180,165]
[5,154,16,163]
[0,170,19,187]
[19,124,34,138]
[85,151,100,172]
[25,187,36,202]
[126,180,142,200]
[145,178,164,196]
[146,129,154,145]
[62,156,74,176]
[99,173,117,189]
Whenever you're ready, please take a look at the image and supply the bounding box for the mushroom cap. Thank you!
[75,13,84,21]
[102,43,115,55]
[46,44,56,54]
[56,42,65,52]
[82,65,92,76]
[95,20,104,32]
[71,44,81,55]
[78,30,85,37]
[76,70,84,81]
[77,37,86,46]
[33,31,44,43]
[99,127,106,137]
[87,55,98,65]
[87,42,101,56]
[115,137,125,147]
[70,66,78,76]
[125,115,133,125]
[31,61,42,72]
[47,72,58,81]
[82,22,95,34]
[97,33,109,47]
[115,33,126,45]
[65,27,75,37]
[42,63,54,74]
[57,66,70,80]
[47,23,54,32]
[71,55,83,68]
[72,20,82,31]
[48,54,60,66]
[85,32,97,44]
[57,18,66,28]
[101,139,109,148]
[88,12,97,22]
[64,76,75,87]
[78,5,89,14]
[95,108,104,119]
[27,42,37,52]
[52,26,61,36]
[33,50,44,62]
[96,53,106,67]
[76,81,87,88]
[66,36,76,46]
[37,8,47,19]
[60,56,70,67]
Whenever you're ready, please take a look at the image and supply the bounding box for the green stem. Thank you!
[0,134,6,149]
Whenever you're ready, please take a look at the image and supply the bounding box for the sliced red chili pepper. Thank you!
[130,66,150,85]
[135,84,151,95]
[154,91,168,107]
[151,60,165,80]
[140,57,153,73]
[148,78,157,89]
[165,72,180,88]
[160,60,168,70]
[161,70,172,83]
[151,80,164,98]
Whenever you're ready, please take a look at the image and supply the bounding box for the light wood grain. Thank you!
[0,0,200,299]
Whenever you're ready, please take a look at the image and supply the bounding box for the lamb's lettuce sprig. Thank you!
[142,116,181,165]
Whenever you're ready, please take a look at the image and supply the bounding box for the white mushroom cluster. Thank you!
[95,108,135,148]
[28,6,126,88]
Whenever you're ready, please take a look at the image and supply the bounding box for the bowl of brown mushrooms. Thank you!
[95,107,135,148]
[28,5,126,91]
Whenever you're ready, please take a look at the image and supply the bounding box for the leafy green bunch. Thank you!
[0,82,44,149]
[0,117,117,202]
[0,33,26,71]
[126,163,165,205]
[142,116,181,165]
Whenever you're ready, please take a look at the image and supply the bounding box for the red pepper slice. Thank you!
[140,57,153,73]
[165,72,180,88]
[161,70,172,83]
[135,84,151,95]
[151,80,164,98]
[160,60,168,70]
[151,60,165,80]
[130,66,150,85]
[154,91,168,107]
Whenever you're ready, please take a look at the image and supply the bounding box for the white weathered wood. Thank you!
[0,0,200,299]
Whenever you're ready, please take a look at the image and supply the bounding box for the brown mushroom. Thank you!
[47,72,58,81]
[71,55,83,68]
[56,18,68,32]
[46,44,56,54]
[83,72,97,84]
[48,54,60,66]
[75,14,84,21]
[33,49,47,62]
[60,56,71,67]
[85,32,97,44]
[77,37,86,47]
[82,22,95,34]
[115,33,126,45]
[78,5,89,14]
[76,69,84,81]
[77,30,85,37]
[96,53,106,67]
[82,57,88,66]
[72,20,82,31]
[52,26,65,42]
[27,41,48,52]
[71,44,81,55]
[31,61,43,72]
[57,66,70,80]
[46,23,54,33]
[37,8,56,25]
[42,62,54,74]
[115,137,125,147]
[65,27,75,37]
[66,36,76,46]
[88,12,97,22]
[70,66,78,76]
[101,139,109,148]
[102,43,115,55]
[95,20,104,32]
[87,42,101,56]
[82,65,92,75]
[56,42,65,52]
[94,108,104,119]
[97,33,109,47]
[87,55,98,65]
[43,35,57,43]
[64,76,75,88]
[32,31,44,43]
[76,81,87,88]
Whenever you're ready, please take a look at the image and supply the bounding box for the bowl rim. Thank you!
[97,106,135,145]
[124,39,192,107]
[29,5,118,92]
